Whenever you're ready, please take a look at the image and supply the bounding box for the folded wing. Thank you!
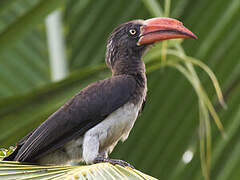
[5,75,137,162]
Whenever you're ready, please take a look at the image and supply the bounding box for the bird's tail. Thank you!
[3,129,36,161]
[2,146,21,161]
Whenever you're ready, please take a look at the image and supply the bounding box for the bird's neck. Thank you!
[112,56,145,74]
[111,57,147,87]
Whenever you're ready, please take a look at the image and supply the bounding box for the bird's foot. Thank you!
[94,157,135,169]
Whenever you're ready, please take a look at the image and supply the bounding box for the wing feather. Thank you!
[13,75,137,162]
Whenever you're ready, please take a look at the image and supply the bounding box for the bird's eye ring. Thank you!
[129,29,137,35]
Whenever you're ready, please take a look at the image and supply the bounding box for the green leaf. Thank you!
[0,0,17,14]
[0,0,66,54]
[0,161,157,180]
[0,0,240,180]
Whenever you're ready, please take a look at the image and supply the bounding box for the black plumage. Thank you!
[4,17,196,166]
[5,75,138,162]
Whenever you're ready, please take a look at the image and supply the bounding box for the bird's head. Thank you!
[106,17,197,69]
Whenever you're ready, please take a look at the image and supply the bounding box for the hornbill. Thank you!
[4,17,197,167]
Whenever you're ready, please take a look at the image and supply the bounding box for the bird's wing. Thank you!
[3,129,36,161]
[14,75,137,162]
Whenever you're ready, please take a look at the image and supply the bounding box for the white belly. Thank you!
[81,102,142,164]
[85,102,141,153]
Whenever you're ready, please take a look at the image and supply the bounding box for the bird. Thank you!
[3,17,197,167]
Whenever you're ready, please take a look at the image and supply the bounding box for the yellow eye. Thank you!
[129,29,137,35]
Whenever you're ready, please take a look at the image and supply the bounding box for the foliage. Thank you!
[0,161,157,180]
[0,0,240,180]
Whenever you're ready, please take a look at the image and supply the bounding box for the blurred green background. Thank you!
[0,0,240,179]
